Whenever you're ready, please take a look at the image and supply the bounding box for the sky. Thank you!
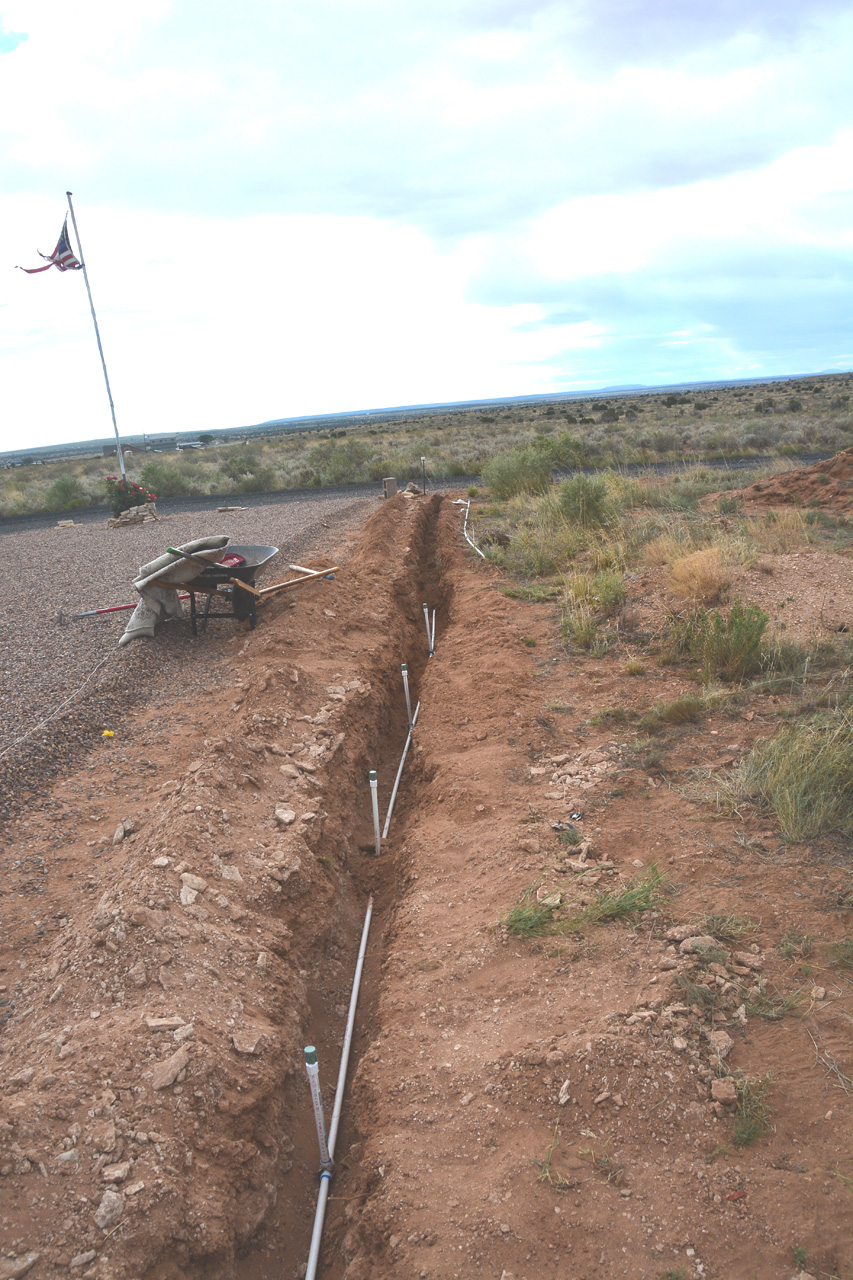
[1,1,852,450]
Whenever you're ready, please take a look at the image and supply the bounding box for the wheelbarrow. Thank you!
[179,544,279,634]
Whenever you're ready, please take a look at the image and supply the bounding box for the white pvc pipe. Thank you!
[304,1047,333,1170]
[305,896,374,1280]
[382,700,420,838]
[401,663,413,729]
[430,608,436,652]
[462,498,487,559]
[422,602,433,655]
[369,770,381,856]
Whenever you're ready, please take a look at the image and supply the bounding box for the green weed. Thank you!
[566,865,666,929]
[500,880,563,938]
[699,912,756,943]
[779,928,814,960]
[745,977,804,1020]
[827,937,853,970]
[733,1074,773,1147]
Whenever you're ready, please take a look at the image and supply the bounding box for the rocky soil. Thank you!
[1,488,852,1280]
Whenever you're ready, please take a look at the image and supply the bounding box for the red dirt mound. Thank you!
[735,448,853,512]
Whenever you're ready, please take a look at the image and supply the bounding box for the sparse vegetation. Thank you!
[3,372,853,517]
[733,1074,773,1147]
[745,977,804,1020]
[566,865,667,929]
[722,711,853,839]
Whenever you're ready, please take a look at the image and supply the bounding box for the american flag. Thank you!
[18,217,83,273]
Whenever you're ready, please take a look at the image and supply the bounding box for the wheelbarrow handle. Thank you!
[165,546,224,572]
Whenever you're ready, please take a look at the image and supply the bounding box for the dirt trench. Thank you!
[0,493,463,1280]
[5,490,853,1280]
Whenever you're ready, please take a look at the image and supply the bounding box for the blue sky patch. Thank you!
[0,24,27,52]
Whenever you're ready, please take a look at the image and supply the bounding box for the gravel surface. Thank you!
[0,491,374,821]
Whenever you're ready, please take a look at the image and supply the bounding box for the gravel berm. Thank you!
[0,491,377,824]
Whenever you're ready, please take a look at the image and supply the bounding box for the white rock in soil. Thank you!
[94,1189,123,1230]
[274,805,297,827]
[707,1030,735,1060]
[180,885,198,906]
[679,935,720,955]
[152,857,170,869]
[151,1044,190,1090]
[710,1077,738,1105]
[173,1023,195,1043]
[69,1252,96,1270]
[180,872,208,892]
[232,1030,264,1055]
[102,1161,132,1183]
[221,864,243,882]
[0,1253,41,1280]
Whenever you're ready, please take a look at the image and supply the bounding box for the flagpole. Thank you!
[65,192,127,481]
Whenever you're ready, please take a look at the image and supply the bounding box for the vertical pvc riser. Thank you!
[423,603,433,655]
[304,1048,332,1170]
[401,664,413,729]
[369,770,381,856]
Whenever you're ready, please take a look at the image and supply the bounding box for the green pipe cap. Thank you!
[304,1046,317,1066]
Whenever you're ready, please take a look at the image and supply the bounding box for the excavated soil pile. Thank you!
[2,493,853,1280]
[731,447,853,512]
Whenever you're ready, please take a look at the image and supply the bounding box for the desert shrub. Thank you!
[667,548,731,605]
[138,460,191,498]
[723,711,853,839]
[663,602,768,681]
[44,475,87,510]
[557,474,612,527]
[698,602,768,681]
[546,433,588,468]
[481,447,553,499]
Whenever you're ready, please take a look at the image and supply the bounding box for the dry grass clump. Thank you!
[641,529,695,567]
[667,547,731,604]
[740,510,812,555]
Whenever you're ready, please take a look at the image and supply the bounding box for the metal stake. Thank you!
[369,770,381,855]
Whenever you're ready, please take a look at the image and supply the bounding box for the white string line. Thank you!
[0,649,117,764]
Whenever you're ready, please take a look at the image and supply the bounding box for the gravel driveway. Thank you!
[0,491,375,820]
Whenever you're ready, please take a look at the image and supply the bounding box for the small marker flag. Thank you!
[18,217,83,273]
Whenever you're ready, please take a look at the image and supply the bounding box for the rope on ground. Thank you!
[0,648,117,763]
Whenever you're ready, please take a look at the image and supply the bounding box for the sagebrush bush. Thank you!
[557,474,612,527]
[481,447,553,499]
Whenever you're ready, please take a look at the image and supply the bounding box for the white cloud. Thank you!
[0,1,851,450]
